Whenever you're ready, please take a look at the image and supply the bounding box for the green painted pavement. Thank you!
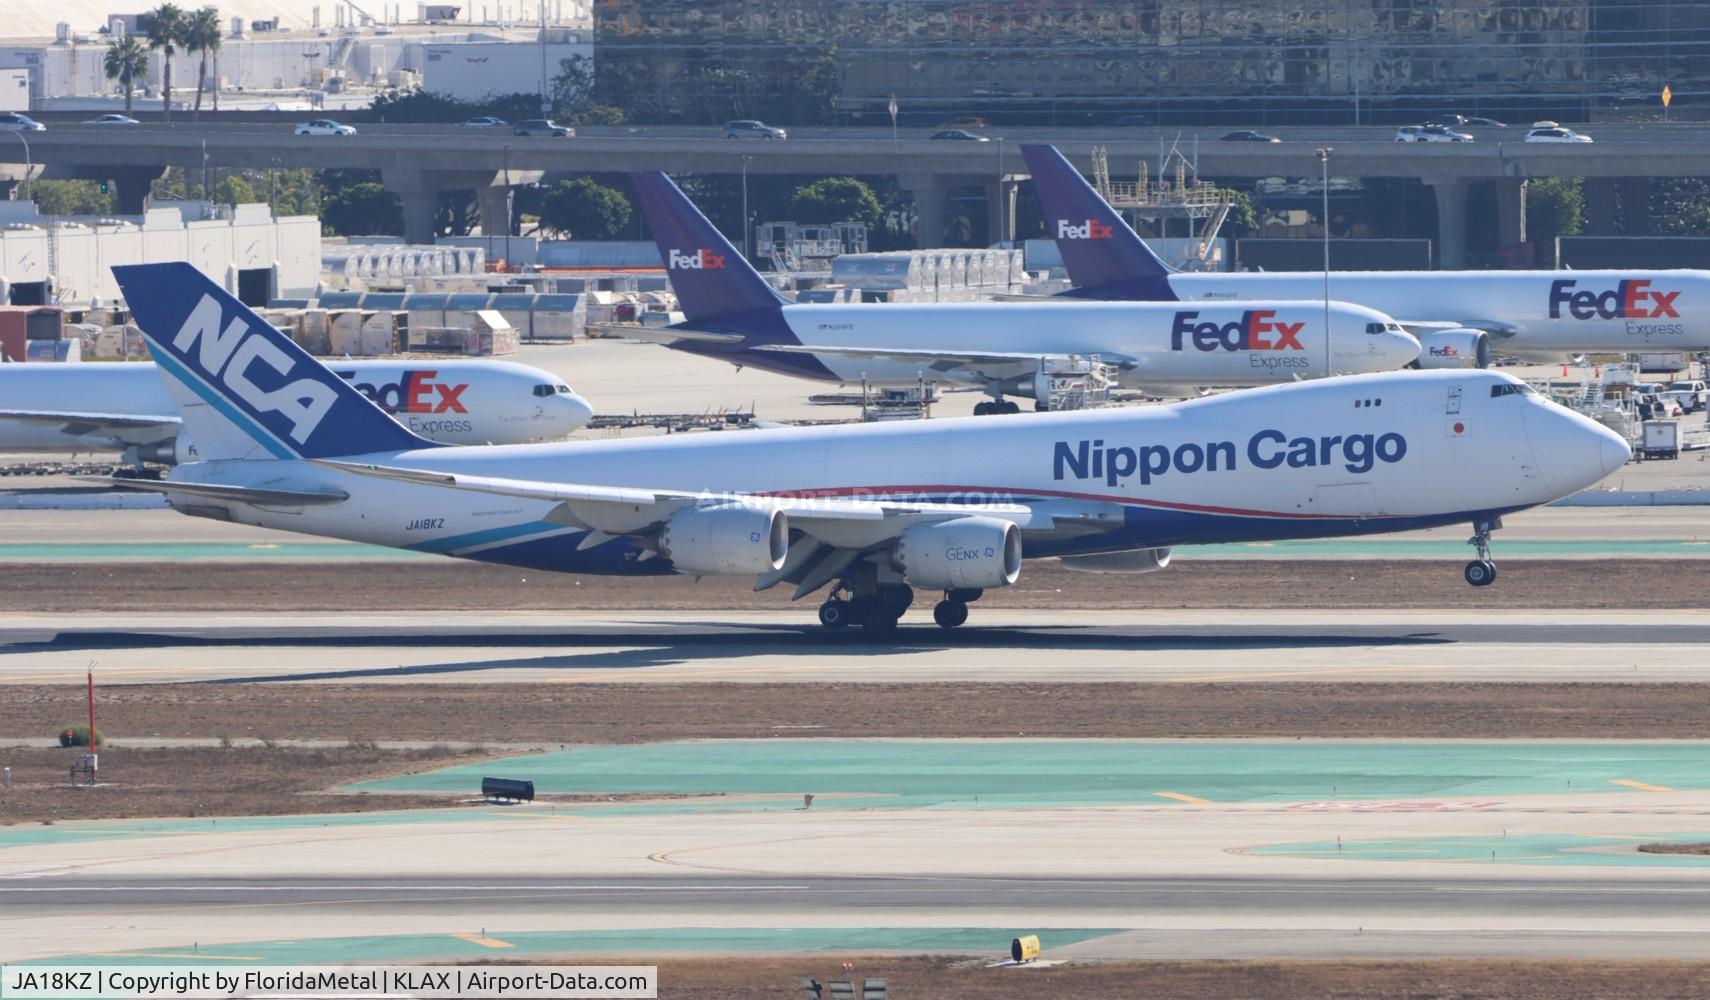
[3,537,1707,562]
[353,740,1710,812]
[1248,833,1710,867]
[27,927,1122,966]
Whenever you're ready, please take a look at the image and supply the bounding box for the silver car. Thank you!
[724,119,786,140]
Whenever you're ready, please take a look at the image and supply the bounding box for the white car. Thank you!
[1525,125,1592,143]
[0,112,45,132]
[463,116,508,128]
[1395,124,1473,143]
[295,119,356,136]
[83,114,141,125]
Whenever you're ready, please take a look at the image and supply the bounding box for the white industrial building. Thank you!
[0,200,320,307]
[1,10,589,108]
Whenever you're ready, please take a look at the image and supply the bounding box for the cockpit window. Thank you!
[556,384,571,393]
[1490,383,1538,398]
[1365,322,1382,334]
[533,384,554,397]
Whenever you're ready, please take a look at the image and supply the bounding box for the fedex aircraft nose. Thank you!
[556,390,595,433]
[1523,397,1631,496]
[1381,328,1421,369]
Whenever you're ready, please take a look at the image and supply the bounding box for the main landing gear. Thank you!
[1463,516,1501,587]
[817,585,983,631]
[973,399,1022,416]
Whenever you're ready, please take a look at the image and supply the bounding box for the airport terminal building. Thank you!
[594,0,1710,125]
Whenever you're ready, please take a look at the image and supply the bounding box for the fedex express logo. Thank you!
[172,293,334,443]
[1171,310,1306,352]
[334,370,468,414]
[1056,218,1113,240]
[668,248,725,270]
[1549,279,1679,320]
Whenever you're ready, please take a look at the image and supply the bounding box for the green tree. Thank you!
[27,180,115,216]
[368,87,540,124]
[212,173,258,204]
[796,50,840,125]
[550,55,625,125]
[787,177,882,227]
[145,3,188,123]
[185,7,222,118]
[1526,177,1584,245]
[102,35,149,116]
[321,182,403,236]
[1649,178,1710,237]
[538,177,631,238]
[1220,190,1259,239]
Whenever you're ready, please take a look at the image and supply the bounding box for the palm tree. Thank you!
[102,35,149,116]
[186,8,222,119]
[145,3,187,123]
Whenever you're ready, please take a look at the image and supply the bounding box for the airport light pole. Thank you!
[502,143,512,271]
[741,154,752,262]
[1317,146,1333,374]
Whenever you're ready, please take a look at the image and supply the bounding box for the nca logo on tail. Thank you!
[668,248,726,270]
[1170,310,1306,352]
[173,293,334,443]
[1549,279,1680,320]
[1057,218,1113,240]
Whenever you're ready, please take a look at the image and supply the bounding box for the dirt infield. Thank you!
[3,559,1705,612]
[557,957,1710,999]
[0,745,484,823]
[12,682,1710,743]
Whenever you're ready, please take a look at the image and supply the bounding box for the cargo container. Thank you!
[0,306,64,363]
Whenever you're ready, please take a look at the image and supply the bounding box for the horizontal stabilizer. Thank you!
[757,343,1136,371]
[0,409,180,429]
[118,478,349,505]
[593,324,746,345]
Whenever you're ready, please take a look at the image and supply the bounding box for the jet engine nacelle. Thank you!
[1415,329,1491,369]
[1057,547,1172,574]
[127,434,202,466]
[659,502,789,575]
[892,515,1022,590]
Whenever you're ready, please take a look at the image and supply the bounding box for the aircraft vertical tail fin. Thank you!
[112,262,437,461]
[1020,144,1179,300]
[630,171,788,322]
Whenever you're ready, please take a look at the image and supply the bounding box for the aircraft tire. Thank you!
[933,600,969,628]
[819,599,853,628]
[1464,560,1497,587]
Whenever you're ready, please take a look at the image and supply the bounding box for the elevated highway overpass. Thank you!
[6,122,1707,264]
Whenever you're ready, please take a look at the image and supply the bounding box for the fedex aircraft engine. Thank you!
[1057,548,1173,574]
[1415,330,1491,370]
[659,502,789,575]
[893,515,1022,590]
[128,435,200,466]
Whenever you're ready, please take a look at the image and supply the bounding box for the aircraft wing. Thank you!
[313,460,1125,596]
[591,324,745,345]
[756,344,1138,371]
[118,479,349,505]
[0,408,180,436]
[1396,319,1521,339]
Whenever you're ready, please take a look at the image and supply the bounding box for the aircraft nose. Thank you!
[558,391,595,432]
[1387,330,1422,368]
[1526,401,1630,496]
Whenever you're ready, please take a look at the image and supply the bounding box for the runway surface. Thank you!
[2,610,1707,684]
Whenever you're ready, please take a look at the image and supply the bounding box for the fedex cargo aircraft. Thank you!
[114,262,1624,632]
[625,172,1419,410]
[0,359,592,465]
[1023,144,1710,365]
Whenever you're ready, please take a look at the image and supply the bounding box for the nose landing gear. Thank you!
[1463,516,1501,587]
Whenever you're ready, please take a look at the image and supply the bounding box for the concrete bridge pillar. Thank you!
[384,170,441,245]
[110,167,165,216]
[1426,178,1468,270]
[1494,177,1527,251]
[476,185,512,241]
[902,174,950,249]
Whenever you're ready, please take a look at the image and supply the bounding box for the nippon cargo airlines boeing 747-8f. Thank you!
[113,262,1625,630]
[1022,143,1710,366]
[621,172,1418,411]
[0,358,593,465]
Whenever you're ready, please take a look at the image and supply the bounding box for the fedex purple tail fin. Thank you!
[631,172,787,322]
[1020,144,1178,302]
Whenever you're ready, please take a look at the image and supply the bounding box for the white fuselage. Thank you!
[1164,269,1710,356]
[0,360,592,459]
[699,300,1420,387]
[167,370,1624,572]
